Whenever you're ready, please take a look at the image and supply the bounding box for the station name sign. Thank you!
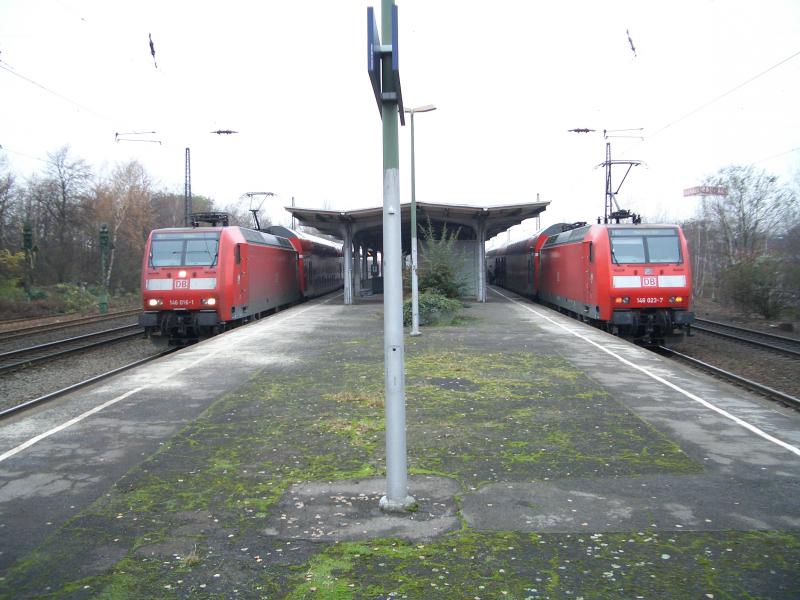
[683,186,728,197]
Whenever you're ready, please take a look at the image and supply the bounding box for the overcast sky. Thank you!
[1,0,798,245]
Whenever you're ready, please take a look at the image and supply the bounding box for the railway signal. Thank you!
[99,224,109,314]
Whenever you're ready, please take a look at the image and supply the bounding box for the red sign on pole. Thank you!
[683,186,728,197]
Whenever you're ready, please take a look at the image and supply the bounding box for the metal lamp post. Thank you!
[404,104,436,336]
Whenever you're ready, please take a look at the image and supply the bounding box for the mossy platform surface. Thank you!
[1,294,798,599]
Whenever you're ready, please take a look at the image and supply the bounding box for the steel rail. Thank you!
[694,317,800,344]
[0,325,143,374]
[0,348,178,420]
[0,309,142,342]
[0,311,79,325]
[658,346,800,409]
[691,320,800,358]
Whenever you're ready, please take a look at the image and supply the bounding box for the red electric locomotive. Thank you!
[139,223,301,342]
[489,222,694,344]
[540,223,694,343]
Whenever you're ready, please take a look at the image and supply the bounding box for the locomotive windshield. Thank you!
[608,228,682,264]
[150,231,220,267]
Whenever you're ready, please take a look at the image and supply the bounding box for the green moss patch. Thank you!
[0,313,761,599]
[281,530,800,599]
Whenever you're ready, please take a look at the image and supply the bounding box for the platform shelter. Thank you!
[286,201,549,304]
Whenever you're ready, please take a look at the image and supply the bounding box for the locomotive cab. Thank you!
[139,225,301,344]
[139,229,223,343]
[604,226,694,344]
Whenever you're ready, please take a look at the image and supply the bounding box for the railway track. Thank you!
[657,345,800,410]
[0,311,79,325]
[0,348,177,419]
[692,318,800,357]
[0,308,142,342]
[0,325,144,375]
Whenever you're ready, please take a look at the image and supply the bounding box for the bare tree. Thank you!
[689,165,799,314]
[702,165,796,266]
[0,155,17,251]
[36,146,93,282]
[89,161,153,291]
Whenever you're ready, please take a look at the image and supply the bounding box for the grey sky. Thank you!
[1,0,798,245]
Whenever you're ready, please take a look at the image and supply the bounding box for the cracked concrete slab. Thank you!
[461,475,800,532]
[264,476,461,542]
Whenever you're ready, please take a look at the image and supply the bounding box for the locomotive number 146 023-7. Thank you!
[636,297,664,304]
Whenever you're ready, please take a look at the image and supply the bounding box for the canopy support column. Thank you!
[343,223,354,305]
[476,217,487,302]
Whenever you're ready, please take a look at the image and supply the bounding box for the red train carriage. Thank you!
[264,226,343,297]
[139,226,300,341]
[487,223,578,296]
[489,223,694,344]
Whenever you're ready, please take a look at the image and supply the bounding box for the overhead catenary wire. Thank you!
[0,60,113,122]
[644,48,800,142]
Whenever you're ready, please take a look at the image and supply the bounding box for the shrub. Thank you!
[52,283,97,313]
[0,250,25,299]
[403,292,462,327]
[720,258,790,319]
[417,219,467,298]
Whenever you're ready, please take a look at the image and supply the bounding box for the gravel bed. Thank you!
[0,315,140,353]
[0,336,165,412]
[671,333,800,400]
[669,299,800,401]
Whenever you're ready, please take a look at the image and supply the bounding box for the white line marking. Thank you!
[0,294,342,464]
[491,287,800,458]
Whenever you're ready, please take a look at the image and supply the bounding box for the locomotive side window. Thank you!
[608,228,681,264]
[150,232,220,267]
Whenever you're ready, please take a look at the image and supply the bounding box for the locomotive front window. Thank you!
[150,232,220,267]
[609,228,681,264]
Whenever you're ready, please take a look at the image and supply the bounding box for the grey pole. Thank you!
[404,105,436,336]
[379,0,414,512]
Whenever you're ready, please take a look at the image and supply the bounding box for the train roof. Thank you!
[488,222,578,256]
[264,226,343,254]
[150,226,294,250]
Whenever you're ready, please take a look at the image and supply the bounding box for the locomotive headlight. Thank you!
[201,298,217,306]
[615,296,630,304]
[147,298,163,307]
[669,296,684,304]
[178,270,187,278]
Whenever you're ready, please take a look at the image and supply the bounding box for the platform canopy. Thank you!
[285,200,549,304]
[287,201,547,250]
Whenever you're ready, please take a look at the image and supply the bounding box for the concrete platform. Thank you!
[1,289,798,598]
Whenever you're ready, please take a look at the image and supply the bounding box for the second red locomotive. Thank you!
[488,222,694,344]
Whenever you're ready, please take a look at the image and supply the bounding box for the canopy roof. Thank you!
[285,201,549,250]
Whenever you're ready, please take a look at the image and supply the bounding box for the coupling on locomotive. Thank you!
[139,213,342,343]
[488,222,694,345]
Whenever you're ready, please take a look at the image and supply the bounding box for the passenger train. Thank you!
[139,216,342,342]
[488,222,694,344]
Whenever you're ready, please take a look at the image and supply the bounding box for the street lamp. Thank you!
[404,104,436,336]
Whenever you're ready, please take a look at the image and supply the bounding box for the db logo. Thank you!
[174,279,189,289]
[642,276,657,287]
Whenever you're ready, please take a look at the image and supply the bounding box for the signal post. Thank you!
[367,0,414,512]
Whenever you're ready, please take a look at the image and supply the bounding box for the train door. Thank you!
[584,241,593,302]
[527,252,534,296]
[235,243,249,310]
